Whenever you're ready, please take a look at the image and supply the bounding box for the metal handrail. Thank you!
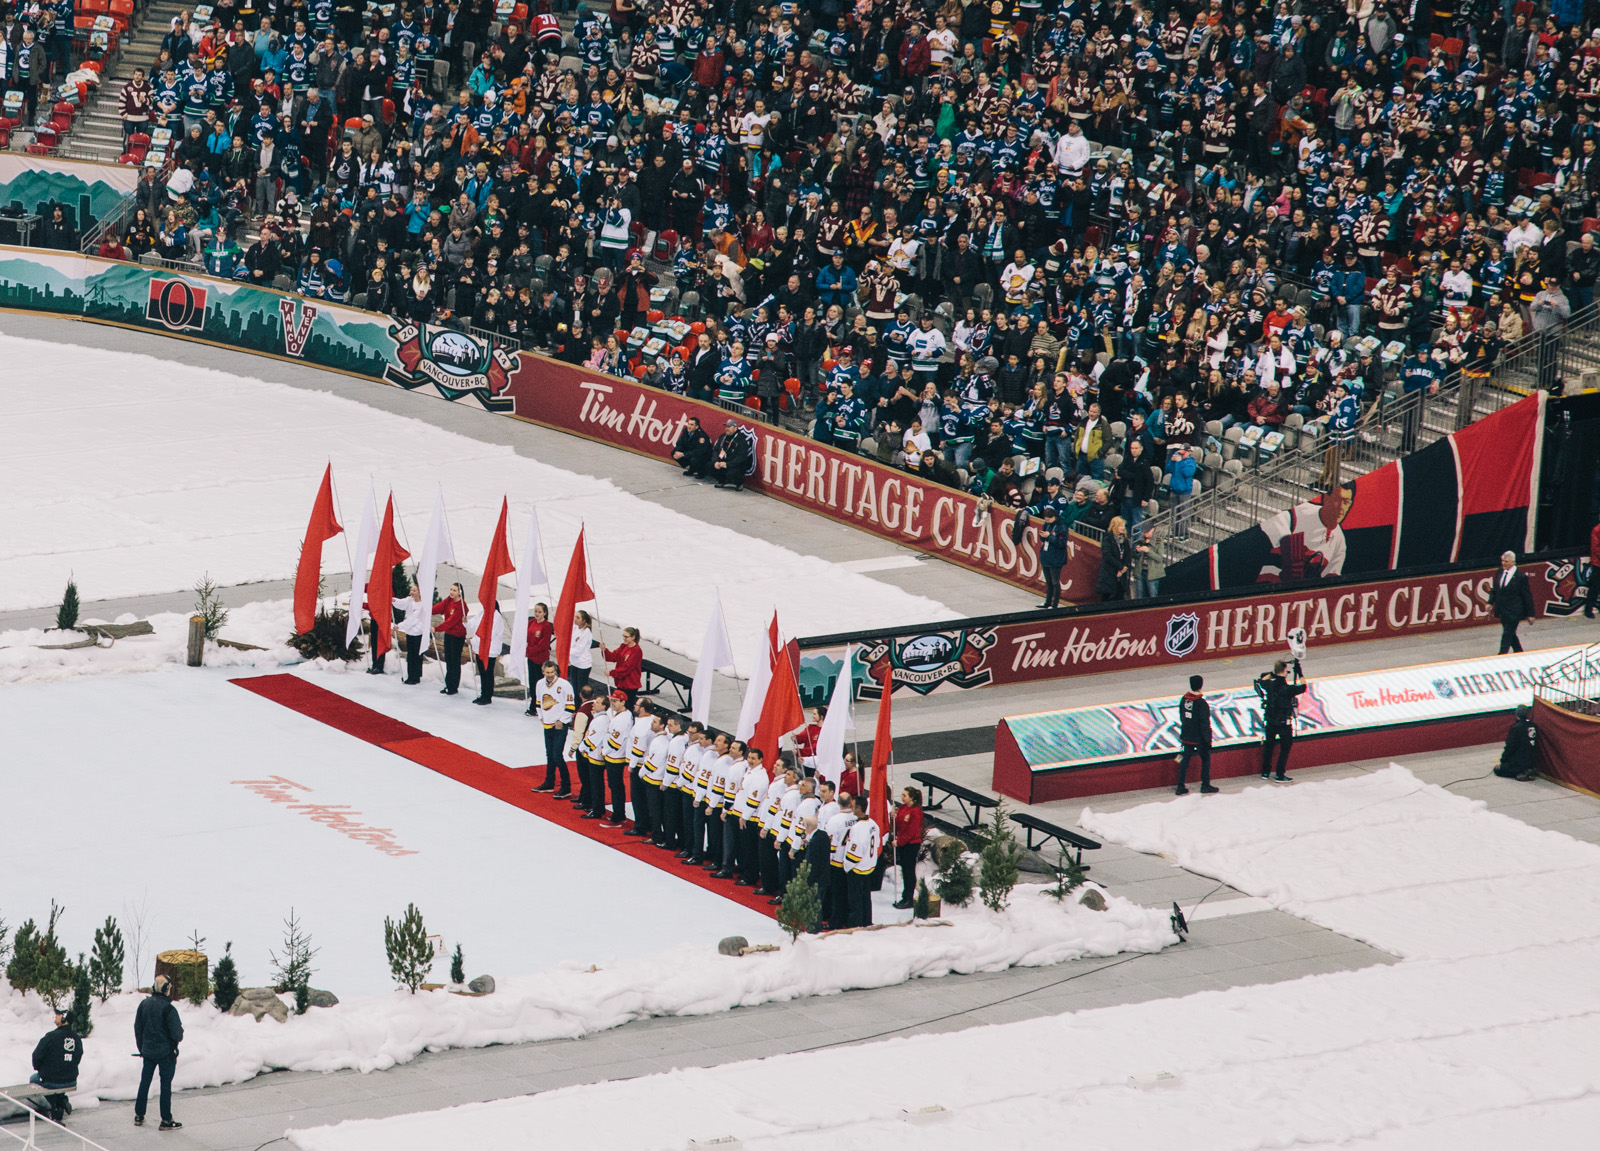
[0,1090,113,1151]
[1533,641,1600,716]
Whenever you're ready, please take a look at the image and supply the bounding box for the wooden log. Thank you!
[155,949,209,1004]
[186,615,205,666]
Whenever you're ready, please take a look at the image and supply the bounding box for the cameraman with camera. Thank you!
[1255,656,1308,782]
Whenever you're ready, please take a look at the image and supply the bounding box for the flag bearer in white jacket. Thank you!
[394,581,429,685]
[843,794,881,928]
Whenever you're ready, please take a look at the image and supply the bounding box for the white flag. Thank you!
[507,508,547,686]
[416,486,455,625]
[813,647,855,784]
[344,483,379,646]
[735,617,778,740]
[690,591,734,724]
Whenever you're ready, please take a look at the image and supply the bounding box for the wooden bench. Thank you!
[640,658,695,712]
[0,1080,66,1120]
[1010,812,1102,868]
[910,771,998,832]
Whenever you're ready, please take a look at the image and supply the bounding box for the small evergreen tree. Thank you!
[294,981,309,1015]
[978,803,1021,913]
[777,861,822,940]
[391,563,409,597]
[32,903,75,1010]
[194,575,229,639]
[7,920,40,993]
[913,878,932,919]
[89,916,124,1002]
[932,838,975,909]
[56,577,80,631]
[212,943,240,1013]
[287,608,362,661]
[67,954,93,1037]
[0,913,9,968]
[449,943,464,985]
[383,903,435,993]
[270,909,318,994]
[1047,848,1089,901]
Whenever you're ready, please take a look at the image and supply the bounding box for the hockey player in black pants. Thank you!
[1176,674,1218,795]
[1256,659,1308,781]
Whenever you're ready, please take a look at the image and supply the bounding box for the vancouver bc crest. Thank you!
[858,629,997,696]
[384,323,519,411]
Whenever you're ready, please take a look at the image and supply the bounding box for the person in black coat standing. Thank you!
[1255,658,1308,781]
[30,1006,81,1124]
[1487,551,1536,654]
[133,975,184,1130]
[1095,515,1132,601]
[800,814,832,931]
[1176,674,1218,795]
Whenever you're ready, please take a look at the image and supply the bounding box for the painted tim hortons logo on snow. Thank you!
[232,775,417,857]
[384,323,518,411]
[1164,611,1200,658]
[145,277,207,331]
[858,629,996,695]
[279,298,319,356]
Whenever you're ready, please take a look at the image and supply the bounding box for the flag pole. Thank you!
[326,464,355,606]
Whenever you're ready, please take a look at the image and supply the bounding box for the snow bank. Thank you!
[0,600,298,685]
[0,884,1171,1103]
[1081,765,1600,960]
[0,333,956,668]
[287,941,1600,1151]
[284,765,1600,1151]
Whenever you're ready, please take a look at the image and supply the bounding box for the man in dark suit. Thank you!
[800,814,832,933]
[1487,551,1536,653]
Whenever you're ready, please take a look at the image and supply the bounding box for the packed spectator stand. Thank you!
[7,0,1599,594]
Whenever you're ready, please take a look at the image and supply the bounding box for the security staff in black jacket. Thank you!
[1494,705,1539,781]
[1176,674,1218,795]
[672,417,714,478]
[1256,659,1308,781]
[30,1007,80,1124]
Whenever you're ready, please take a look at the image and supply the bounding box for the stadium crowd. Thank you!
[98,0,1590,567]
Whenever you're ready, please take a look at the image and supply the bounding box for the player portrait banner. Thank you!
[491,358,1102,597]
[795,553,1587,700]
[1165,392,1547,595]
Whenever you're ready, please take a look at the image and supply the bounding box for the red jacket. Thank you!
[604,642,643,691]
[894,804,923,848]
[526,618,555,663]
[837,768,860,799]
[1591,522,1600,565]
[432,598,467,637]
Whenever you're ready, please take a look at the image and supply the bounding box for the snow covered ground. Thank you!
[0,668,1173,1104]
[285,766,1600,1151]
[0,331,956,668]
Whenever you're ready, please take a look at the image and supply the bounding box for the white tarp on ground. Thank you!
[287,766,1600,1151]
[0,331,956,669]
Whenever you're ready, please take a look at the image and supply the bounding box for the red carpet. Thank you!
[231,674,776,918]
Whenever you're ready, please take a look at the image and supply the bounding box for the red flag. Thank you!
[367,495,410,659]
[751,637,805,765]
[293,465,343,635]
[552,527,595,676]
[868,669,892,833]
[475,498,516,660]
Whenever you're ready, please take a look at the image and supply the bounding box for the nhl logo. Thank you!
[1164,612,1200,658]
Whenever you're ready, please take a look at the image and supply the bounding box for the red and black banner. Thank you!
[1168,393,1545,595]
